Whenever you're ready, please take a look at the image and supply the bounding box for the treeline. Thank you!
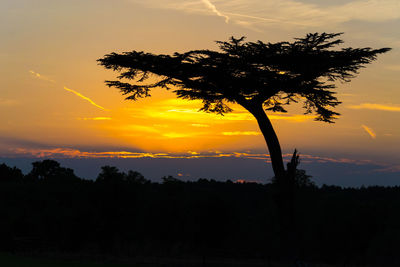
[1,160,400,265]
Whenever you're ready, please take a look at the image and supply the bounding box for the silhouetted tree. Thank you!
[26,159,79,182]
[0,163,23,182]
[162,175,183,184]
[98,33,389,183]
[96,165,125,183]
[271,169,315,188]
[126,170,149,184]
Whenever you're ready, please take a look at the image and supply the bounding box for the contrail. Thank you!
[29,70,55,83]
[64,86,107,110]
[361,124,376,139]
[201,0,229,23]
[29,70,108,111]
[223,11,311,26]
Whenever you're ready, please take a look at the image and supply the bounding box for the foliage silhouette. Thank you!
[26,159,79,183]
[1,160,400,265]
[0,163,23,183]
[96,166,150,185]
[98,32,390,182]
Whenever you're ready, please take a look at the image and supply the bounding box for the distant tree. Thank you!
[272,169,315,188]
[126,170,149,184]
[162,175,183,184]
[96,166,149,186]
[96,166,125,183]
[29,159,60,180]
[0,163,23,182]
[26,159,79,182]
[98,33,390,184]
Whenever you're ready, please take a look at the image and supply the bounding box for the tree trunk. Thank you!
[247,104,286,180]
[246,104,297,261]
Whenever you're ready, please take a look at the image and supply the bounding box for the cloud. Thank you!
[29,70,55,83]
[296,154,375,165]
[10,148,168,159]
[132,0,400,30]
[9,147,398,173]
[29,70,108,111]
[140,98,313,123]
[191,124,210,127]
[201,0,229,23]
[78,117,112,121]
[63,86,108,111]
[162,132,192,138]
[121,125,160,134]
[361,124,376,139]
[0,98,19,107]
[348,103,400,112]
[118,125,209,139]
[384,64,400,72]
[269,114,316,122]
[374,165,400,173]
[153,124,169,128]
[161,108,254,121]
[222,131,261,136]
[163,108,313,122]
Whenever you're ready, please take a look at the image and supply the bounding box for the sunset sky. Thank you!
[1,0,400,186]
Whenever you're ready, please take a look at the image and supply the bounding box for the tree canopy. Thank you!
[98,32,390,123]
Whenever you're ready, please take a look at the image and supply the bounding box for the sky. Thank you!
[1,0,400,186]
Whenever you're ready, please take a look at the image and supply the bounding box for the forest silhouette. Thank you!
[1,160,400,266]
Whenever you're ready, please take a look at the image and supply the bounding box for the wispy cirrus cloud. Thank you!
[374,165,400,173]
[201,0,229,23]
[29,70,108,111]
[0,98,19,107]
[222,131,260,136]
[163,108,315,122]
[131,0,400,30]
[63,86,107,111]
[384,64,400,72]
[29,70,55,83]
[269,114,316,122]
[191,123,210,127]
[78,117,112,121]
[361,124,376,139]
[348,103,400,112]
